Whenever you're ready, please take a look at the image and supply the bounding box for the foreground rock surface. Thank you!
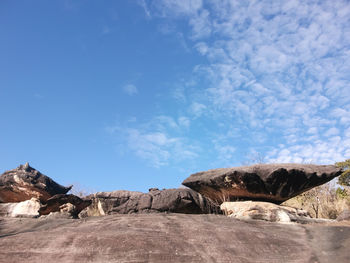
[183,163,341,204]
[0,163,72,203]
[0,214,349,263]
[220,201,321,224]
[79,188,219,217]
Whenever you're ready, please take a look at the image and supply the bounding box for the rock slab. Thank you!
[0,163,72,203]
[0,214,349,263]
[79,188,220,217]
[183,163,342,204]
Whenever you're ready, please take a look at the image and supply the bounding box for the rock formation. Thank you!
[182,163,342,204]
[39,194,91,218]
[0,197,41,218]
[0,214,349,263]
[79,188,219,217]
[0,163,72,203]
[220,201,319,224]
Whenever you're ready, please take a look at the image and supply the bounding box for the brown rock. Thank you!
[79,188,220,217]
[39,194,91,217]
[0,214,349,262]
[182,163,342,204]
[0,163,72,203]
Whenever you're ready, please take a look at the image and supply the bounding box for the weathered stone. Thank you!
[0,198,41,218]
[220,201,319,224]
[39,194,91,217]
[182,163,342,204]
[79,188,219,218]
[0,163,72,203]
[0,214,349,262]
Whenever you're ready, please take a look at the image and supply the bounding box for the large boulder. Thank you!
[182,163,342,204]
[220,201,317,224]
[0,198,41,218]
[79,188,220,218]
[0,163,72,203]
[39,194,91,218]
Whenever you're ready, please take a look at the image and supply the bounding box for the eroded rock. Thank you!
[183,163,341,204]
[0,198,41,218]
[39,194,91,217]
[0,163,72,203]
[79,188,220,218]
[1,214,350,263]
[220,201,316,223]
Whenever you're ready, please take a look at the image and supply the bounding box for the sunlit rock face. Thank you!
[0,198,41,218]
[182,164,342,204]
[0,163,72,203]
[220,201,313,224]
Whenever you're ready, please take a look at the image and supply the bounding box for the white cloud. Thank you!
[137,0,151,18]
[324,127,339,137]
[189,102,206,118]
[126,0,350,167]
[153,0,202,17]
[178,116,190,128]
[108,114,198,168]
[123,84,138,96]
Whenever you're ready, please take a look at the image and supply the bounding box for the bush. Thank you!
[283,182,350,219]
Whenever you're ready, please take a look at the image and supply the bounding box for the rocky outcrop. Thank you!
[220,201,322,224]
[39,194,91,217]
[0,198,41,218]
[182,163,341,204]
[0,163,72,203]
[0,214,349,263]
[337,210,350,221]
[79,188,220,217]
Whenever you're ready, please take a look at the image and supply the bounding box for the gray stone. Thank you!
[0,214,349,262]
[79,188,220,218]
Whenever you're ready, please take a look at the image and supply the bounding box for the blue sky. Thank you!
[1,0,350,193]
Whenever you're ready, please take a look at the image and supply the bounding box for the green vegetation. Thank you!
[336,159,350,187]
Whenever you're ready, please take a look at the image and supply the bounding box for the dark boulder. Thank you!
[39,194,91,217]
[0,163,72,203]
[182,164,342,204]
[79,188,220,217]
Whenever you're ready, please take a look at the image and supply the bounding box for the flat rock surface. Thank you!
[183,164,341,204]
[0,214,349,263]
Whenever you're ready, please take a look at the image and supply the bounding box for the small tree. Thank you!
[335,159,350,187]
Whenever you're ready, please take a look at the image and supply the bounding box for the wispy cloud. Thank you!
[123,84,138,96]
[118,0,350,168]
[107,115,198,168]
[137,0,151,18]
[151,0,350,164]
